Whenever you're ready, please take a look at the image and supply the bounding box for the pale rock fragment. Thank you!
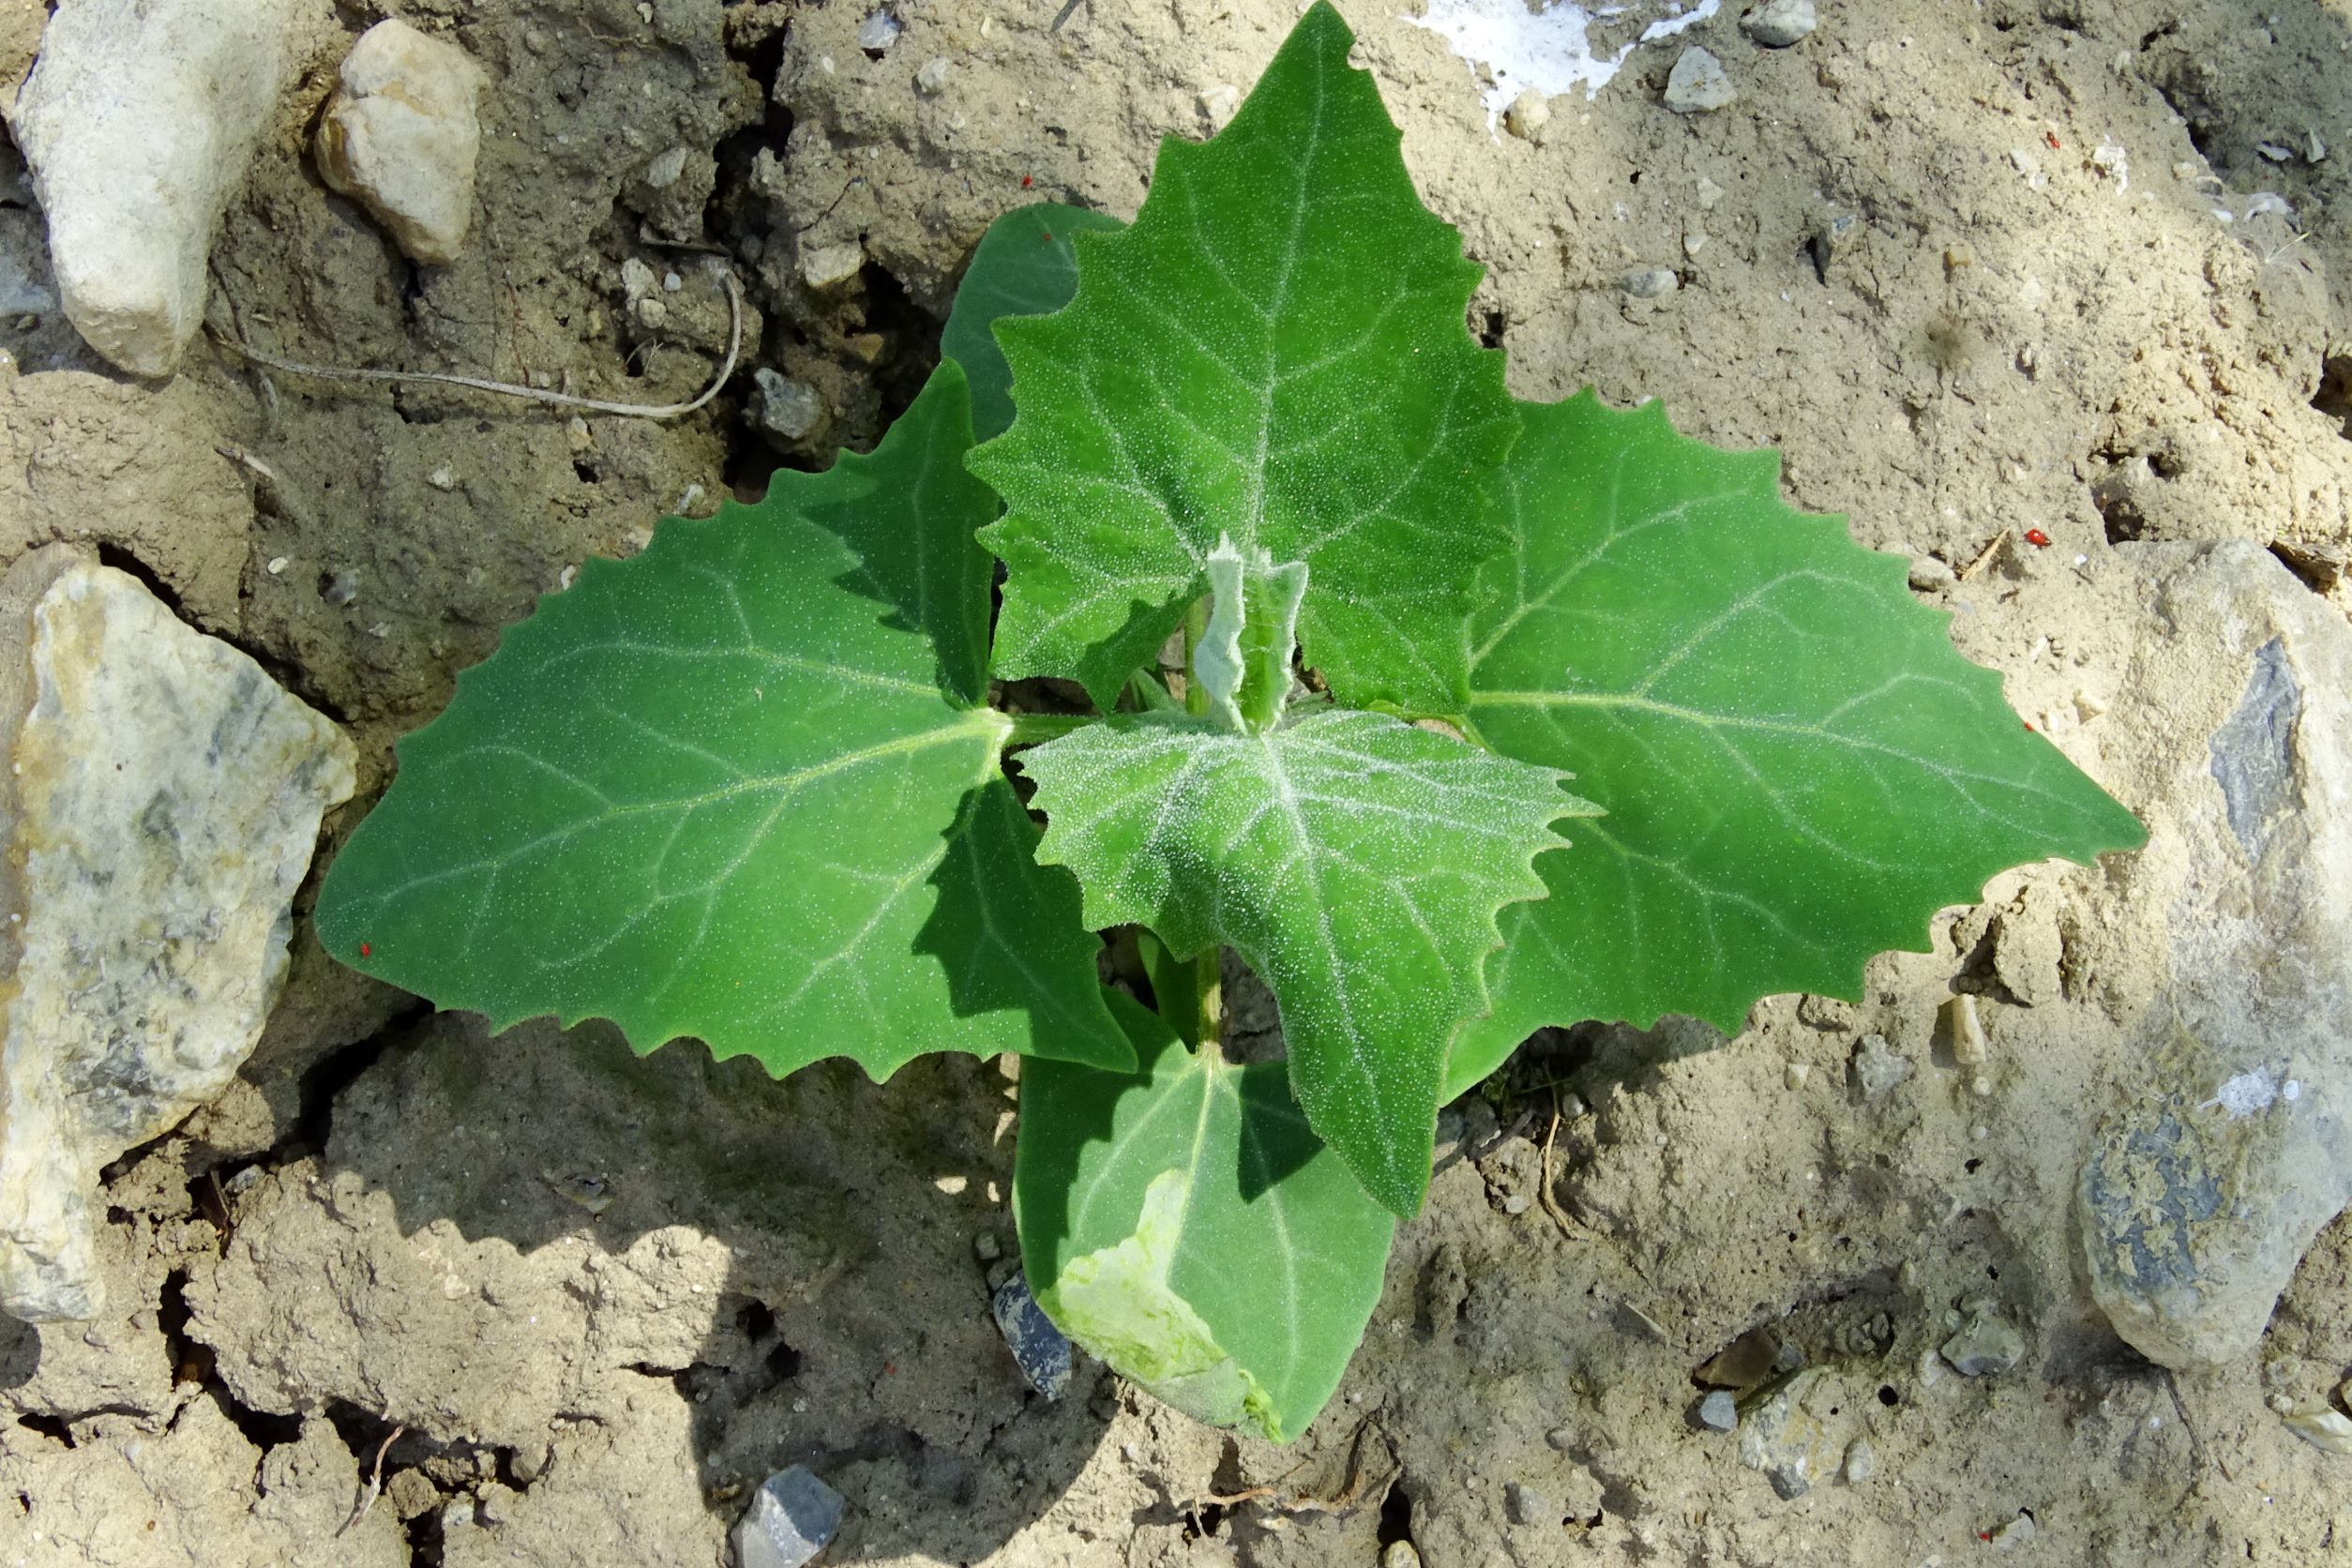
[0,548,355,1322]
[5,0,298,375]
[735,1466,847,1568]
[800,240,867,292]
[1503,86,1550,143]
[2076,546,2352,1371]
[314,20,489,266]
[1741,0,1817,48]
[1664,46,1736,113]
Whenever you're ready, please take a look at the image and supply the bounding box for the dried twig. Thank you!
[341,1424,407,1535]
[1956,527,2013,581]
[1193,1412,1392,1516]
[1538,1091,1580,1241]
[214,273,744,421]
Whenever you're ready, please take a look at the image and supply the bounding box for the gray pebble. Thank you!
[1381,1544,1423,1568]
[972,1230,1003,1264]
[1852,1033,1913,1097]
[751,369,826,445]
[1621,266,1680,300]
[855,9,902,51]
[1939,1298,2026,1377]
[1504,1481,1552,1527]
[1698,1390,1739,1431]
[734,1466,846,1568]
[1545,1424,1577,1451]
[1664,47,1736,113]
[1842,1437,1876,1484]
[992,1272,1073,1398]
[1741,0,1817,48]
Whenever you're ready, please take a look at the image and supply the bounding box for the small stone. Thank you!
[1696,174,1725,208]
[1735,1370,1843,1500]
[733,1466,847,1568]
[1544,1425,1576,1451]
[0,550,355,1319]
[1664,47,1736,113]
[914,56,951,95]
[1740,0,1816,46]
[323,571,360,608]
[2308,131,2328,163]
[992,1272,1072,1398]
[1939,1299,2026,1377]
[1381,1544,1422,1568]
[1698,1390,1740,1431]
[662,271,682,294]
[1784,1062,1810,1090]
[476,1482,516,1527]
[2283,1408,2352,1454]
[855,9,902,52]
[314,20,488,265]
[1621,267,1680,300]
[265,556,289,576]
[1852,1033,1910,1098]
[1503,1481,1551,1527]
[800,241,867,293]
[1989,1514,2037,1550]
[1199,83,1243,131]
[750,369,827,448]
[972,1230,1003,1263]
[1842,1437,1875,1483]
[1504,87,1550,143]
[633,296,668,328]
[1946,993,1988,1064]
[427,464,458,491]
[10,0,300,373]
[567,416,593,452]
[1907,554,1957,592]
[2256,141,2294,163]
[643,146,688,188]
[620,257,659,302]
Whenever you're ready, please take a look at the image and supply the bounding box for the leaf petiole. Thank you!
[1003,712,1100,746]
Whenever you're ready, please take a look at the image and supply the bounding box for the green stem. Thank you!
[1195,947,1225,1060]
[1003,712,1098,746]
[1182,596,1211,719]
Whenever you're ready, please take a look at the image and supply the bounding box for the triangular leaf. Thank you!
[971,0,1516,714]
[317,365,1131,1078]
[1018,707,1593,1213]
[1016,991,1396,1443]
[1447,393,2147,1094]
[942,202,1127,446]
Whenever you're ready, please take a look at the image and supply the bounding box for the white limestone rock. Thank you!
[2075,543,2352,1369]
[314,19,488,266]
[5,0,297,376]
[0,548,355,1322]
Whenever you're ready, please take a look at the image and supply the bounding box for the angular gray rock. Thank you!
[1741,0,1817,48]
[314,19,488,266]
[0,548,354,1320]
[5,0,297,375]
[1664,47,1736,113]
[734,1466,846,1568]
[1735,1369,1847,1499]
[1939,1298,2025,1377]
[2077,543,2352,1369]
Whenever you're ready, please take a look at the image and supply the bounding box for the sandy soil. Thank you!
[5,0,2352,1564]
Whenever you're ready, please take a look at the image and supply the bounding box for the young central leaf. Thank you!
[1194,537,1307,732]
[1446,393,2148,1093]
[970,0,1515,716]
[315,364,1132,1079]
[1018,708,1595,1214]
[1016,992,1396,1444]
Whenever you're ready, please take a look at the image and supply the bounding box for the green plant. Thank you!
[316,3,2143,1444]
